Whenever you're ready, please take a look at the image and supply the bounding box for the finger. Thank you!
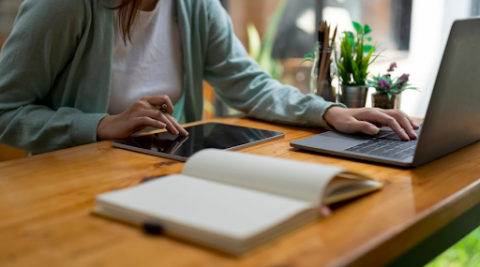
[164,113,189,136]
[130,117,166,132]
[143,95,174,115]
[389,110,420,131]
[369,111,410,141]
[319,205,332,217]
[393,110,420,130]
[131,125,149,134]
[383,110,417,139]
[158,112,178,135]
[132,109,168,129]
[354,120,380,135]
[131,99,151,112]
[372,123,385,128]
[135,109,177,134]
[409,117,420,130]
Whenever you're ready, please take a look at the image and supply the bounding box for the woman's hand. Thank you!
[97,95,188,141]
[324,107,420,141]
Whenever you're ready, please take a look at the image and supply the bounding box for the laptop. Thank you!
[291,18,480,167]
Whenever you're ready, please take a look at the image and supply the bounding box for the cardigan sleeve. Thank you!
[202,1,345,129]
[0,0,106,154]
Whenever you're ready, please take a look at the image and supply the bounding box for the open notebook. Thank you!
[95,149,382,254]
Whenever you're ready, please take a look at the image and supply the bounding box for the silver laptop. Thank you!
[291,18,480,167]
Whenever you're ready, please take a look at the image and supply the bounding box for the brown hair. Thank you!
[111,0,143,43]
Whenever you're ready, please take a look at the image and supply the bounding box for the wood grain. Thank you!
[0,144,27,162]
[1,117,480,267]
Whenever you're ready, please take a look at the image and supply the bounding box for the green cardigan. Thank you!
[0,0,344,154]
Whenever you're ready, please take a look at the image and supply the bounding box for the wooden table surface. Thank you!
[1,117,480,267]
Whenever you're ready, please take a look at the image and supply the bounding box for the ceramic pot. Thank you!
[339,85,368,108]
[372,93,401,109]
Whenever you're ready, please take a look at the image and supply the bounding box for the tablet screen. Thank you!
[113,123,284,160]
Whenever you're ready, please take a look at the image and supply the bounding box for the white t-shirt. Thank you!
[108,0,183,115]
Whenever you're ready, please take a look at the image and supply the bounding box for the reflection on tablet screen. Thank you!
[114,123,284,159]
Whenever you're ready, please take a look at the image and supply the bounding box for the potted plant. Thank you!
[368,63,417,109]
[336,22,379,107]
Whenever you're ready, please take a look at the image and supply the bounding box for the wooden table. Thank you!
[2,117,480,267]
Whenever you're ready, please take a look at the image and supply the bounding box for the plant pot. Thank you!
[339,85,368,108]
[372,93,401,109]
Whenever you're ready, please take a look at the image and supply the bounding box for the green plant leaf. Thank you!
[247,22,261,60]
[260,0,287,65]
[339,28,382,86]
[369,48,386,64]
[298,58,313,66]
[356,37,364,65]
[390,89,401,94]
[343,38,354,74]
[364,24,372,35]
[363,45,374,54]
[366,37,372,42]
[246,0,286,81]
[341,35,352,68]
[352,21,363,34]
[348,37,354,46]
[351,61,362,84]
[391,79,403,89]
[338,63,348,83]
[304,53,313,58]
[271,62,284,80]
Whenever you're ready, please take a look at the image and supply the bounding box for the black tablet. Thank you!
[112,123,285,161]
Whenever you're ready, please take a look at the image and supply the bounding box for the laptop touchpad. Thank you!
[312,131,372,150]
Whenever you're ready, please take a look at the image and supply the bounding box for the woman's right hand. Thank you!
[97,95,188,141]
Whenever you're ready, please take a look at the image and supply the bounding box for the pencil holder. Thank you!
[310,42,337,102]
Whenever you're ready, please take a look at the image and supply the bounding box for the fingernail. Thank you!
[371,126,380,135]
[174,131,179,135]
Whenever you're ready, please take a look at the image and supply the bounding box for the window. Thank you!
[319,0,413,52]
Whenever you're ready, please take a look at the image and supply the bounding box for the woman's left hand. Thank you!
[324,107,420,141]
[96,95,188,141]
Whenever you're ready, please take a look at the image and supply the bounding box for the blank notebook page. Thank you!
[98,175,312,240]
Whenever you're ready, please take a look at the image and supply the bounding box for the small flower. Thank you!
[378,79,390,90]
[399,73,409,80]
[387,62,397,72]
[398,73,410,89]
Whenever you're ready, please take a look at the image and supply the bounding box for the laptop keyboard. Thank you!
[344,126,422,160]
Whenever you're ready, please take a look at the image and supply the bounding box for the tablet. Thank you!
[112,123,285,161]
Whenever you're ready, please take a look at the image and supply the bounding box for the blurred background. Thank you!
[1,0,480,118]
[1,0,480,265]
[218,0,479,119]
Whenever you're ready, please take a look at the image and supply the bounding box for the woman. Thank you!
[0,0,418,154]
